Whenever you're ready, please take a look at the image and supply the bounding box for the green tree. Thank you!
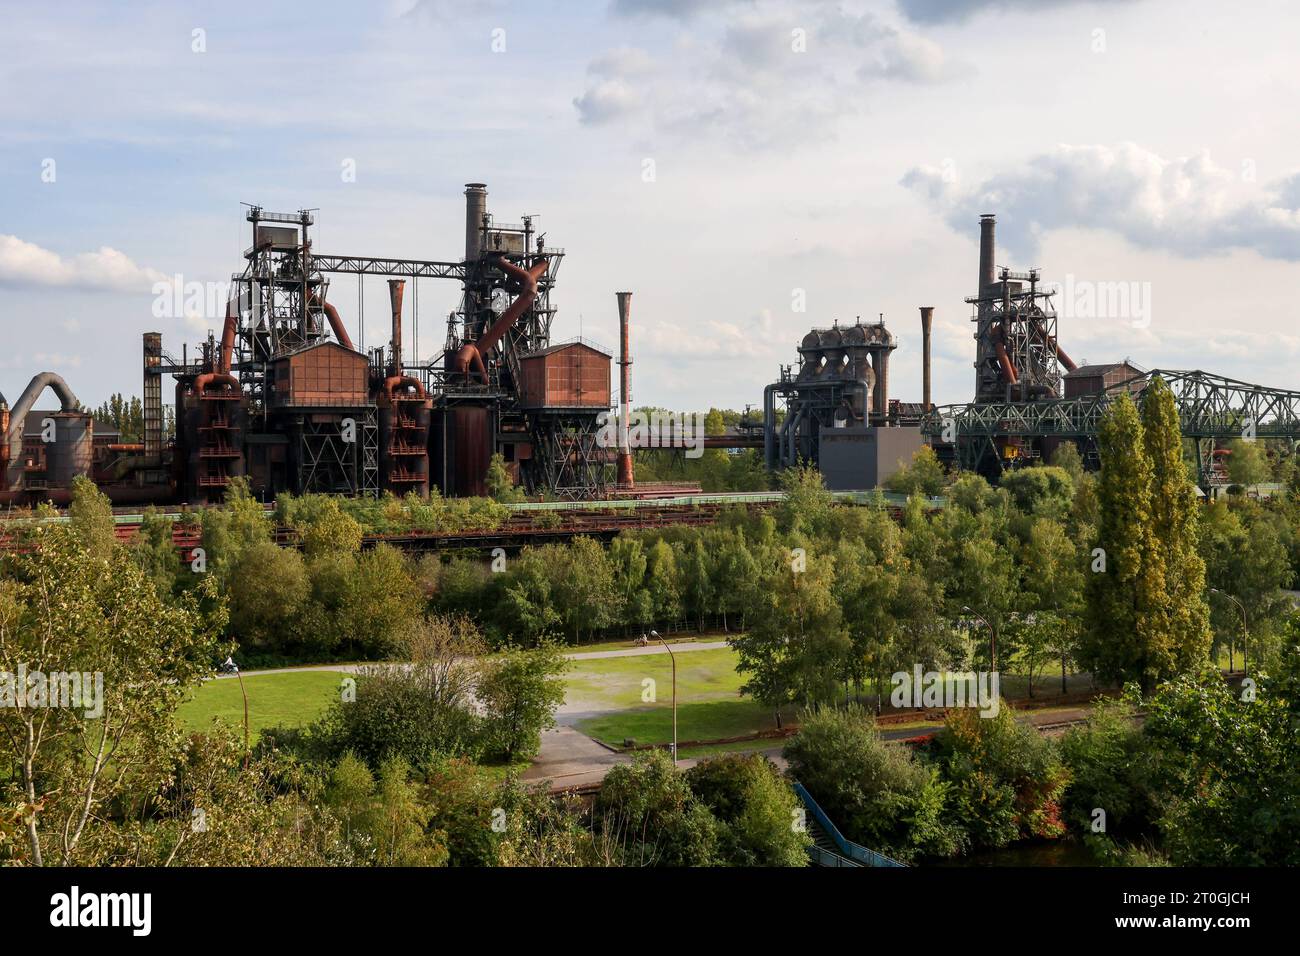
[1141,376,1212,679]
[885,445,946,497]
[486,452,525,503]
[0,527,225,865]
[477,642,569,761]
[1225,437,1270,490]
[732,547,849,723]
[228,541,310,653]
[1081,392,1163,690]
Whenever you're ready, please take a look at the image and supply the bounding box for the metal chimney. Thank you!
[388,279,406,375]
[464,183,488,262]
[616,291,634,487]
[919,306,934,412]
[978,214,996,296]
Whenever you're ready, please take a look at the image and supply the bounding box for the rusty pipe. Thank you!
[451,257,548,382]
[306,291,355,352]
[993,324,1018,385]
[388,279,405,376]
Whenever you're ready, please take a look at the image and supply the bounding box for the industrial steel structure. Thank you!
[6,192,1300,508]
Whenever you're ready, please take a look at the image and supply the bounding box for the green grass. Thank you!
[177,670,347,737]
[576,699,797,749]
[564,647,744,711]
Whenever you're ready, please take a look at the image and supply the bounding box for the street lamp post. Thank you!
[650,630,677,763]
[223,656,249,769]
[962,606,997,673]
[1209,589,1248,677]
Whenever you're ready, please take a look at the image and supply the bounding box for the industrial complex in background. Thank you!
[3,185,1300,508]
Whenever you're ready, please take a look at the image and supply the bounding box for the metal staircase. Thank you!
[793,782,907,868]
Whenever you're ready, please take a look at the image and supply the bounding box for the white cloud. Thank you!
[0,235,166,292]
[902,143,1300,261]
[896,0,1132,24]
[574,2,955,147]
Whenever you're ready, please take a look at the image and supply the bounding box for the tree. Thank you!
[1081,392,1163,690]
[932,704,1069,851]
[130,505,181,598]
[278,494,363,557]
[1225,437,1270,491]
[777,460,834,536]
[228,541,310,653]
[731,547,849,724]
[1000,466,1074,520]
[0,526,224,865]
[644,538,682,627]
[1141,376,1212,679]
[67,475,116,563]
[1021,517,1084,694]
[885,446,946,498]
[340,544,424,658]
[486,452,525,504]
[596,749,720,867]
[477,641,569,761]
[1140,632,1300,865]
[551,537,617,642]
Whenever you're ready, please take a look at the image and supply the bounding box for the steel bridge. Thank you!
[922,369,1300,488]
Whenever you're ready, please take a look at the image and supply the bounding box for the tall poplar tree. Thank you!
[1080,392,1163,689]
[1141,376,1212,676]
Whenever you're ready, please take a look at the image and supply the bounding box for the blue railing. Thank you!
[793,782,907,868]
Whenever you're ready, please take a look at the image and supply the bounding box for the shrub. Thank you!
[685,753,810,866]
[782,705,961,861]
[931,703,1069,851]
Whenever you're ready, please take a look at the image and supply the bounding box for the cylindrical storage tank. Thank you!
[44,412,94,487]
[801,330,822,350]
[449,404,491,497]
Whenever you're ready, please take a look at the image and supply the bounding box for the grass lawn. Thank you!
[564,647,745,711]
[177,670,347,737]
[575,698,797,749]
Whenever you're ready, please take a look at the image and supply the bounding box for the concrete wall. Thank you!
[817,425,923,490]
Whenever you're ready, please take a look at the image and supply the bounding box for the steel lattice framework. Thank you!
[922,369,1300,487]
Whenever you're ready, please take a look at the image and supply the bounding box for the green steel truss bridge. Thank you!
[921,369,1300,488]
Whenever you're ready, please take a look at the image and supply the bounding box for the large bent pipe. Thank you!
[195,296,241,395]
[5,372,81,486]
[452,257,548,383]
[306,291,355,352]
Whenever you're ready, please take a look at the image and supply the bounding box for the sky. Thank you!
[2,0,1299,414]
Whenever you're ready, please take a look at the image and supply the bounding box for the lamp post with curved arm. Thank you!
[962,606,997,673]
[1209,588,1248,678]
[650,630,677,763]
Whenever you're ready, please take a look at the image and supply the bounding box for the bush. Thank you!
[685,753,810,866]
[1058,698,1158,841]
[782,706,961,861]
[930,703,1069,852]
[596,750,720,867]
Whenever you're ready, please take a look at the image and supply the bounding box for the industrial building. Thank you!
[2,184,620,507]
[5,195,1300,507]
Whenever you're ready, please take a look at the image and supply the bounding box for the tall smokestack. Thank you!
[465,183,488,262]
[919,307,934,412]
[616,292,634,488]
[978,214,996,295]
[388,279,406,375]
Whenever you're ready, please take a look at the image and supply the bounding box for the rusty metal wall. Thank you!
[275,343,369,406]
[518,344,611,408]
